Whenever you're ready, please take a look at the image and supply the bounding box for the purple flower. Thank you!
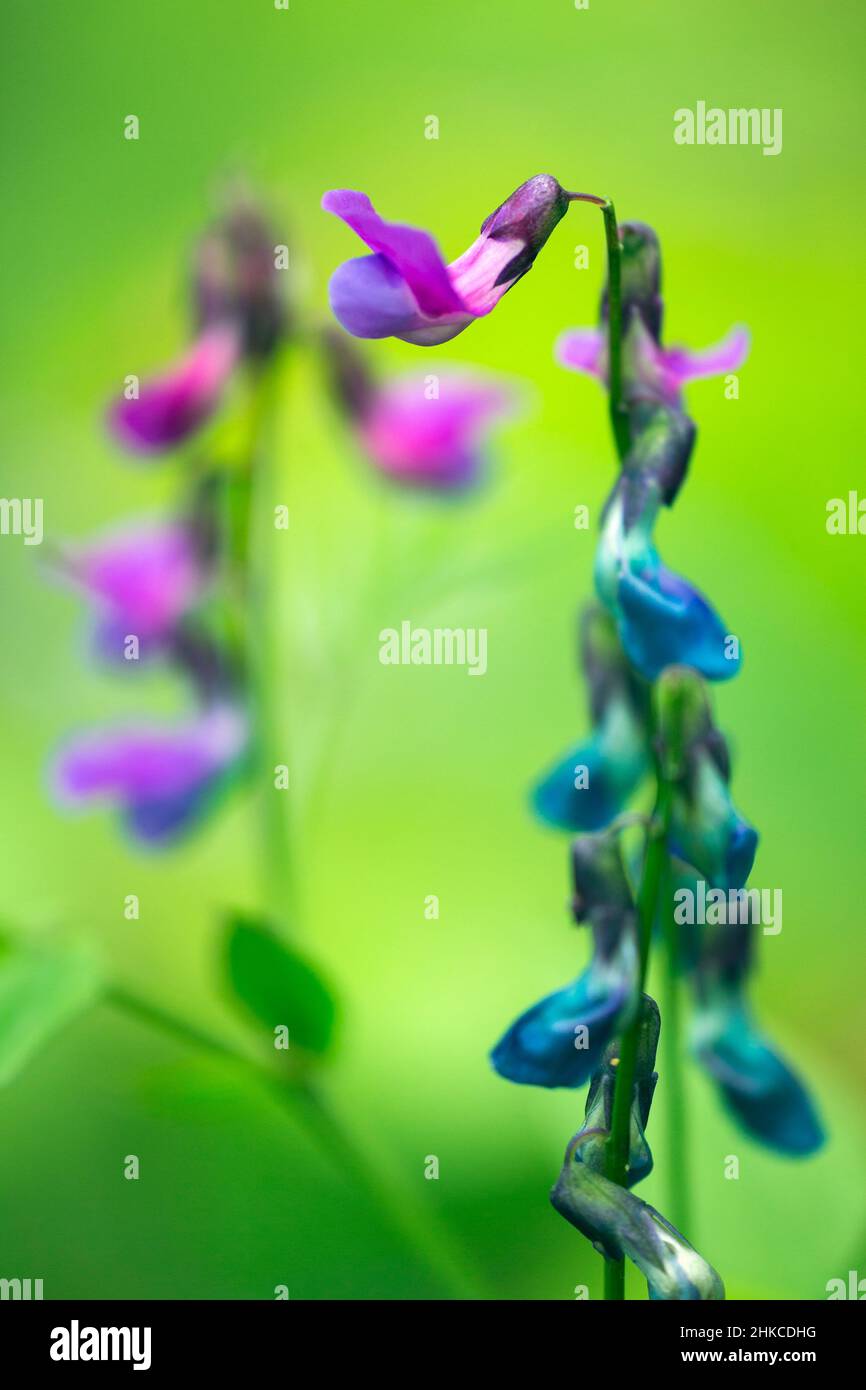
[357,374,512,489]
[108,323,240,454]
[557,320,749,405]
[53,705,248,844]
[323,175,572,345]
[56,522,208,654]
[320,327,513,489]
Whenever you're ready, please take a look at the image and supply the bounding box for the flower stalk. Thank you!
[602,702,674,1299]
[241,356,301,937]
[599,200,629,463]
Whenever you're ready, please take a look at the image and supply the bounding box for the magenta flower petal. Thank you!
[324,176,570,346]
[59,523,205,647]
[656,326,750,393]
[358,373,513,489]
[557,321,749,406]
[322,190,465,318]
[556,328,606,380]
[54,706,248,844]
[108,324,240,454]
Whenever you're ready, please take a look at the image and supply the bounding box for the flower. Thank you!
[108,193,287,454]
[686,907,824,1157]
[657,667,757,890]
[108,324,241,454]
[692,988,824,1156]
[322,175,572,345]
[357,374,512,489]
[557,319,749,407]
[490,828,638,1087]
[557,221,747,684]
[594,453,740,684]
[557,218,749,413]
[53,521,211,656]
[53,704,248,844]
[532,604,650,831]
[321,328,512,489]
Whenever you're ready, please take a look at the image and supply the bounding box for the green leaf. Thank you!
[0,938,102,1086]
[224,915,337,1055]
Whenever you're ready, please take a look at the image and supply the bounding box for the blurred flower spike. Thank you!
[321,328,514,490]
[322,174,575,345]
[108,193,288,454]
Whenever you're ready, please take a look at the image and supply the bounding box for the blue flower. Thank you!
[532,605,650,832]
[618,562,739,684]
[490,944,634,1088]
[658,667,758,889]
[693,993,824,1157]
[490,826,638,1088]
[596,480,740,685]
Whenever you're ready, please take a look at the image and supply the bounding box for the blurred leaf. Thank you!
[224,915,336,1054]
[0,938,102,1086]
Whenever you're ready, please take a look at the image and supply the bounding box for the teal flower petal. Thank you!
[489,943,634,1088]
[693,994,824,1157]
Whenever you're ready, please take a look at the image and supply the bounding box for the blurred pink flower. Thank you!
[55,521,208,653]
[358,374,513,489]
[108,323,240,453]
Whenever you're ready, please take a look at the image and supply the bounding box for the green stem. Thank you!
[105,984,483,1300]
[660,854,690,1237]
[602,709,674,1300]
[589,190,636,1301]
[243,357,300,936]
[568,191,627,461]
[600,200,630,464]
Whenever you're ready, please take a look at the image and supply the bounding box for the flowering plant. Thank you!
[490,200,823,1299]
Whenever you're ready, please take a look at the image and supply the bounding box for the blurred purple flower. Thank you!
[322,174,571,345]
[321,327,513,489]
[56,522,208,654]
[358,375,512,489]
[108,323,241,454]
[53,705,248,844]
[556,320,749,405]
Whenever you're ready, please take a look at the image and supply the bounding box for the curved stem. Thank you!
[105,984,483,1300]
[599,200,630,464]
[602,706,674,1300]
[566,192,628,463]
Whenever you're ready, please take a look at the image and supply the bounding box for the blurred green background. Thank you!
[1,0,865,1300]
